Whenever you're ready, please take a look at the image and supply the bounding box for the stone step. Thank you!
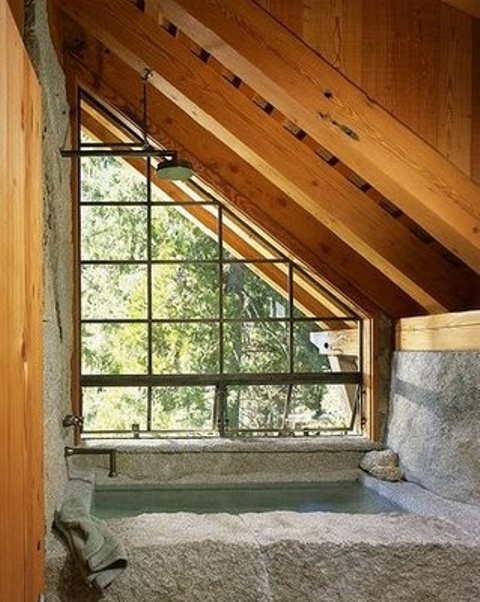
[46,509,480,601]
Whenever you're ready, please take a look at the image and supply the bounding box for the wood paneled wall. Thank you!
[256,0,479,183]
[6,0,23,33]
[0,1,44,600]
[396,310,480,350]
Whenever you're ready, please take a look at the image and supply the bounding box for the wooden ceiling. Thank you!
[49,0,480,318]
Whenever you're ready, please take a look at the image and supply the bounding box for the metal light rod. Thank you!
[60,146,177,159]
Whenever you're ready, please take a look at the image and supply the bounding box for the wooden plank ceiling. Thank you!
[49,0,480,318]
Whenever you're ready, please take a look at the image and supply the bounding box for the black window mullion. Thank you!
[288,262,294,374]
[146,158,153,432]
[217,204,225,434]
[77,128,364,438]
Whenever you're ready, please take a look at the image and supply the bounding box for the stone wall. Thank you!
[387,351,480,504]
[374,312,393,441]
[24,0,73,528]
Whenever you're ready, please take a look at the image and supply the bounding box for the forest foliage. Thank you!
[80,153,357,436]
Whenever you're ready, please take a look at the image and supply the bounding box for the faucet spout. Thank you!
[62,414,84,428]
[64,446,117,477]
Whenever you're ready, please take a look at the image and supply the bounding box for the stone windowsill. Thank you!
[82,435,382,454]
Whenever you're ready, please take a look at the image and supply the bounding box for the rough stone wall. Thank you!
[387,351,480,504]
[24,0,73,528]
[374,312,393,442]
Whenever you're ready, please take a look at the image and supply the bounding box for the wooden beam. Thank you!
[64,41,427,318]
[396,310,480,351]
[364,315,394,441]
[309,330,358,356]
[57,0,476,313]
[157,0,480,273]
[438,2,473,176]
[441,0,480,19]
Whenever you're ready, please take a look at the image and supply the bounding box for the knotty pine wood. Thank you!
[65,44,426,318]
[159,0,480,274]
[396,310,480,350]
[301,0,364,84]
[256,0,477,183]
[0,1,44,600]
[59,0,474,312]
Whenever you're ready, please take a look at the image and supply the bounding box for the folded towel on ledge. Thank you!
[54,495,128,589]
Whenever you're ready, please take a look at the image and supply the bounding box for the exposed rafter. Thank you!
[81,103,352,321]
[64,42,428,318]
[57,0,476,314]
[155,0,480,273]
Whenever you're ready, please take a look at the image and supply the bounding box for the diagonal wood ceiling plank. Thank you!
[62,0,476,313]
[57,0,476,312]
[64,43,426,318]
[157,0,480,273]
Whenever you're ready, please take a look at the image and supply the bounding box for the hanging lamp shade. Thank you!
[156,157,194,181]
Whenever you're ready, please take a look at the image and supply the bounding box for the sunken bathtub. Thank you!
[46,437,480,602]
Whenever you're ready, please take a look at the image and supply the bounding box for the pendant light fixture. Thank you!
[61,68,193,181]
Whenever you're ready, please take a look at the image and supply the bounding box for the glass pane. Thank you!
[223,321,289,373]
[296,320,359,372]
[152,263,219,319]
[81,206,148,260]
[223,262,289,319]
[226,384,286,431]
[152,323,219,374]
[286,384,356,432]
[80,155,147,203]
[82,387,148,431]
[82,323,148,374]
[81,265,147,319]
[152,386,215,431]
[151,205,218,260]
[222,211,281,260]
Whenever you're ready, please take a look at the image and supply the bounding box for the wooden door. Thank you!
[0,0,44,599]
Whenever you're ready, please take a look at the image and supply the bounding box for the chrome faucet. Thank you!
[64,446,118,478]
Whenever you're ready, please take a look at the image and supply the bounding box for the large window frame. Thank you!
[75,95,364,439]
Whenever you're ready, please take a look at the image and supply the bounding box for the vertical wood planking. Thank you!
[0,5,26,597]
[438,3,472,175]
[0,1,44,600]
[302,0,364,83]
[255,0,304,36]
[361,0,391,106]
[362,0,440,148]
[471,17,480,183]
[256,0,476,179]
[6,0,23,34]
